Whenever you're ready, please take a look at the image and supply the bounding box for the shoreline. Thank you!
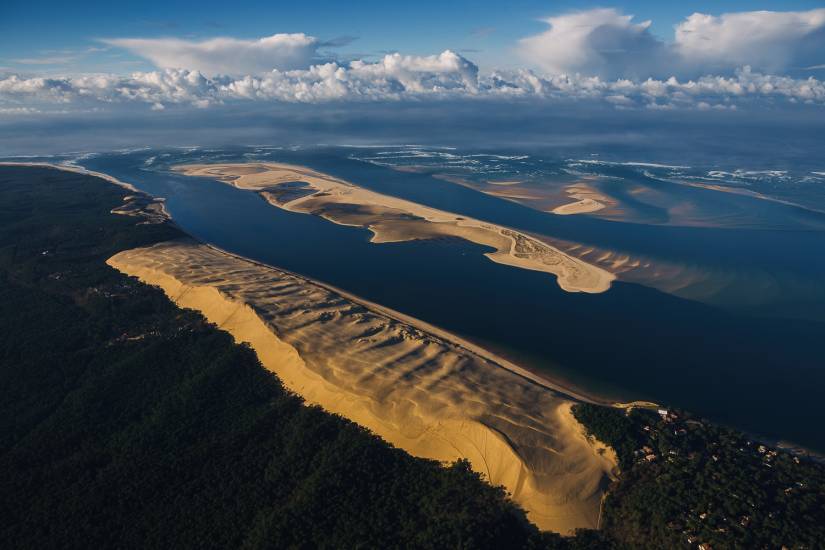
[1,161,649,408]
[15,161,631,406]
[0,161,140,193]
[4,161,617,407]
[0,161,172,222]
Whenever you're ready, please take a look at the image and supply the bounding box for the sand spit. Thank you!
[173,163,614,294]
[0,161,139,192]
[108,240,618,534]
[1,161,169,223]
[551,183,611,216]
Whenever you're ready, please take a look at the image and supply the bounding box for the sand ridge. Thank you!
[173,162,614,294]
[108,240,618,534]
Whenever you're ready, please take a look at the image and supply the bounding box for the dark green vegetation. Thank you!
[0,166,584,549]
[572,403,825,549]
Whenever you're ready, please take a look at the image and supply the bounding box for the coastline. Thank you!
[11,162,636,532]
[0,161,171,222]
[4,161,616,406]
[0,161,141,193]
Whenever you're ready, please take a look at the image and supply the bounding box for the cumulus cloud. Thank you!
[2,51,824,114]
[519,8,825,79]
[675,9,825,74]
[518,9,669,80]
[103,33,322,75]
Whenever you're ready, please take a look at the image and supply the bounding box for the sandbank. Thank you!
[551,183,611,216]
[173,162,614,294]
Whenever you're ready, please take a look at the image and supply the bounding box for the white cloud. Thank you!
[2,53,824,114]
[675,9,825,74]
[103,33,321,75]
[518,9,668,80]
[218,50,479,102]
[519,8,825,79]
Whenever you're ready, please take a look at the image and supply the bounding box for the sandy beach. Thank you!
[173,162,614,294]
[108,239,618,534]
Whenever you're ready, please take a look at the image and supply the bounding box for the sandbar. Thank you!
[551,183,611,216]
[173,163,614,294]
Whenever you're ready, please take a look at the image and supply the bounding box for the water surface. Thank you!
[72,147,825,451]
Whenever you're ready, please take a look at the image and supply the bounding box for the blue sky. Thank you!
[3,0,824,73]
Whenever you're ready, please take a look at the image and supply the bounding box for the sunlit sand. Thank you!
[173,163,614,293]
[108,240,618,533]
[551,183,611,216]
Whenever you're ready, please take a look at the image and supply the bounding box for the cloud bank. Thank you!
[2,8,825,114]
[519,8,825,79]
[103,33,322,75]
[2,56,823,112]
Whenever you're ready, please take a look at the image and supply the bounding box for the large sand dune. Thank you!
[108,240,617,534]
[173,163,614,294]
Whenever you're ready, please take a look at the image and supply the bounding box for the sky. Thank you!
[1,0,824,153]
[2,0,824,73]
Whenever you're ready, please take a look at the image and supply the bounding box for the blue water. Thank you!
[73,147,825,451]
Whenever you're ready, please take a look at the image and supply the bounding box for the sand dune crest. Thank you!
[107,240,617,533]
